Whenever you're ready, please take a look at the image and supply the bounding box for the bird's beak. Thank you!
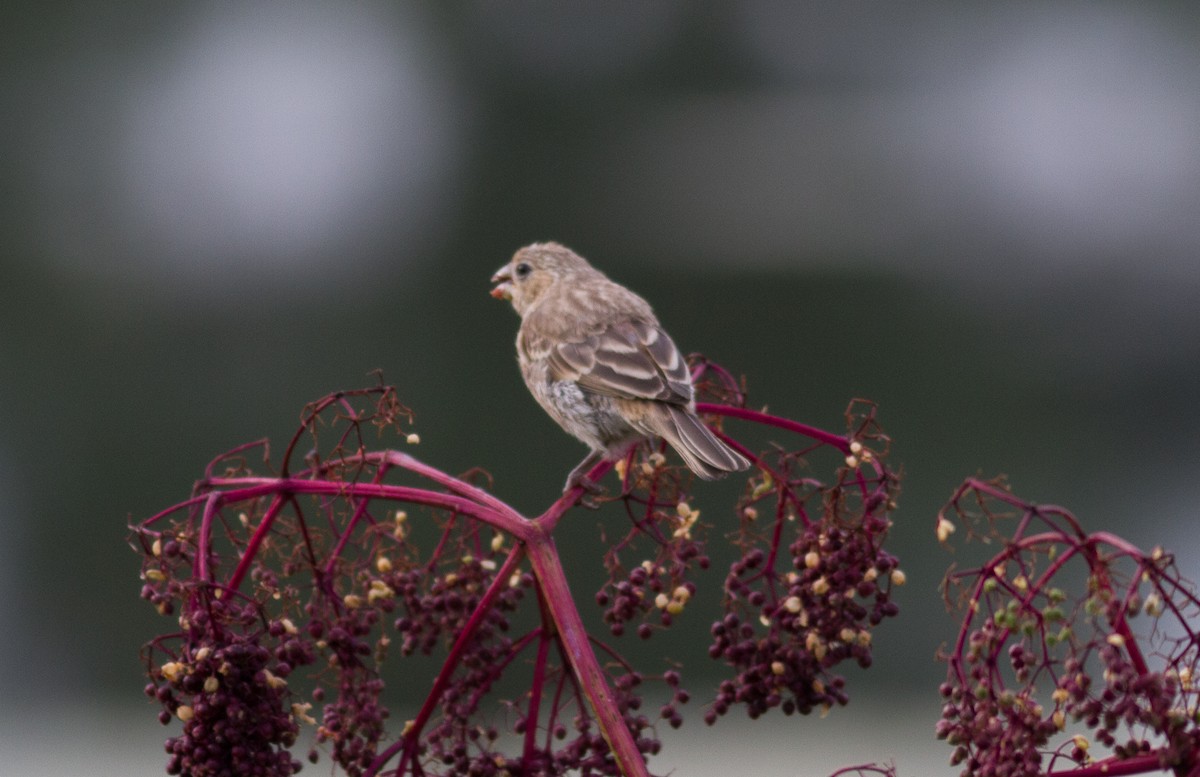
[490,266,513,300]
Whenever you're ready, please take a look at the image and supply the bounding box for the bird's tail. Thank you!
[646,405,751,480]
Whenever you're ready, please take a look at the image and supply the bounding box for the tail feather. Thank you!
[652,405,751,480]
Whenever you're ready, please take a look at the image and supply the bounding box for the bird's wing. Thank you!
[545,319,694,405]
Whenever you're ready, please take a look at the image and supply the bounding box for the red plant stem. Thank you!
[524,530,650,777]
[692,360,743,399]
[279,390,360,476]
[224,494,288,593]
[315,460,395,582]
[951,478,1089,541]
[204,477,537,543]
[523,623,553,761]
[761,489,789,601]
[195,492,222,583]
[204,438,269,480]
[697,402,851,453]
[377,450,521,520]
[425,512,460,573]
[141,492,212,529]
[537,459,613,534]
[1047,752,1165,777]
[364,545,528,777]
[545,660,572,752]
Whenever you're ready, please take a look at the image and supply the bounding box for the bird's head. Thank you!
[490,242,599,316]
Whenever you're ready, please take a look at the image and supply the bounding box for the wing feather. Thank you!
[544,319,693,405]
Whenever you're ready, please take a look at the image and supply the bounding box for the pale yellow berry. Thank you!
[368,580,395,603]
[160,661,185,682]
[936,517,956,543]
[176,705,194,722]
[292,702,317,725]
[263,669,287,689]
[406,433,420,445]
[890,569,906,586]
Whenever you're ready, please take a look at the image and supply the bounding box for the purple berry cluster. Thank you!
[306,597,388,776]
[595,453,710,641]
[389,548,527,658]
[139,591,313,777]
[712,506,900,722]
[938,477,1200,777]
[936,620,1058,777]
[703,396,901,726]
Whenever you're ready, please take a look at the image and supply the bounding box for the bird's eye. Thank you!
[515,262,532,279]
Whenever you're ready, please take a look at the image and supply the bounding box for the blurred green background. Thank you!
[3,2,1199,774]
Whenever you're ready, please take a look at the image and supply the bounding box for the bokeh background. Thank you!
[3,2,1199,774]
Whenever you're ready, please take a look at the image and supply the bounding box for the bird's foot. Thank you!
[566,475,606,509]
[564,460,606,508]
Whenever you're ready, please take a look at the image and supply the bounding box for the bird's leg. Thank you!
[564,450,605,505]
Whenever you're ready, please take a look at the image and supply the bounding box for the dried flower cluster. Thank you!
[134,364,902,777]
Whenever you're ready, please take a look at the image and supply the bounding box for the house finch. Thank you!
[490,242,750,491]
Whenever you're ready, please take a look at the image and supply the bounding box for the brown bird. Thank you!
[490,241,750,491]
